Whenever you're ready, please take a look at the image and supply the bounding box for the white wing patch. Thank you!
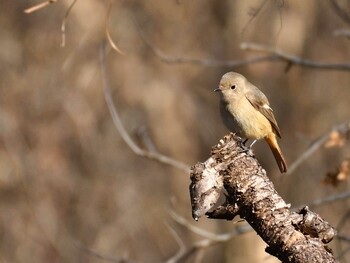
[263,104,273,111]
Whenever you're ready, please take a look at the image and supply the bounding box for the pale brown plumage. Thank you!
[215,72,287,173]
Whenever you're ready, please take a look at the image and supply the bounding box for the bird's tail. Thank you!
[265,133,287,173]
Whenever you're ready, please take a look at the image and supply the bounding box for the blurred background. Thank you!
[1,0,350,262]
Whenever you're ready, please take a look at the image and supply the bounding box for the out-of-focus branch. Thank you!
[189,133,337,262]
[308,191,350,208]
[24,0,77,47]
[167,211,250,263]
[338,235,350,243]
[134,20,278,67]
[75,241,135,263]
[287,122,350,175]
[334,28,350,38]
[99,42,190,173]
[135,20,350,71]
[24,0,59,13]
[241,42,350,71]
[61,0,78,47]
[105,0,125,55]
[329,0,350,25]
[169,210,249,240]
[241,0,269,35]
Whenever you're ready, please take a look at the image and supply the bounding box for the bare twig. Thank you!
[166,210,251,263]
[99,42,190,173]
[241,0,269,36]
[24,0,58,13]
[75,241,135,263]
[136,126,158,153]
[134,20,278,67]
[287,122,350,175]
[329,0,350,25]
[105,0,125,55]
[165,223,186,263]
[61,0,78,47]
[169,210,250,240]
[336,245,350,262]
[338,235,350,243]
[307,191,350,208]
[241,42,350,71]
[135,20,350,71]
[334,28,350,38]
[166,221,249,263]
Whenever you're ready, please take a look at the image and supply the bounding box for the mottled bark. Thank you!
[189,133,337,263]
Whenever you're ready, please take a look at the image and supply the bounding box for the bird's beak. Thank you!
[214,88,221,92]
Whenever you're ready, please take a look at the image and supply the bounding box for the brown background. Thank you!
[1,0,350,262]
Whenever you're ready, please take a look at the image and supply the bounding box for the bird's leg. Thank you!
[249,140,257,148]
[239,139,257,154]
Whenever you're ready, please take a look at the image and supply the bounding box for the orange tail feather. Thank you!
[264,133,287,173]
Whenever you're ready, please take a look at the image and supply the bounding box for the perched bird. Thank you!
[215,72,287,173]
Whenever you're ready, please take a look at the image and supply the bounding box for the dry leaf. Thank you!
[324,131,346,148]
[323,158,350,186]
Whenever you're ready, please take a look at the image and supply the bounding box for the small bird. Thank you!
[214,72,287,173]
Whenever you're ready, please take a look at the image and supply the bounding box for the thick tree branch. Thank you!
[189,133,337,262]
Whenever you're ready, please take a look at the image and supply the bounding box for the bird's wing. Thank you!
[245,85,282,138]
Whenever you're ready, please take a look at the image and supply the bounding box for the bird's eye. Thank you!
[231,85,236,90]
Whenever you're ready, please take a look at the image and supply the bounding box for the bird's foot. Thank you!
[238,139,256,155]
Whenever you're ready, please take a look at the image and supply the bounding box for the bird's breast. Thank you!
[220,97,272,139]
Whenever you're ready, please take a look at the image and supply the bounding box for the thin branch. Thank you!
[99,42,190,173]
[336,244,350,262]
[166,210,251,263]
[329,0,350,25]
[241,0,269,36]
[307,191,350,208]
[166,224,248,263]
[169,210,221,239]
[334,28,350,38]
[24,0,58,13]
[136,125,158,153]
[74,241,135,263]
[61,0,78,47]
[134,19,278,67]
[164,223,186,263]
[135,19,350,71]
[338,235,350,243]
[287,122,350,175]
[169,210,250,240]
[241,42,350,71]
[105,0,125,55]
[335,209,350,262]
